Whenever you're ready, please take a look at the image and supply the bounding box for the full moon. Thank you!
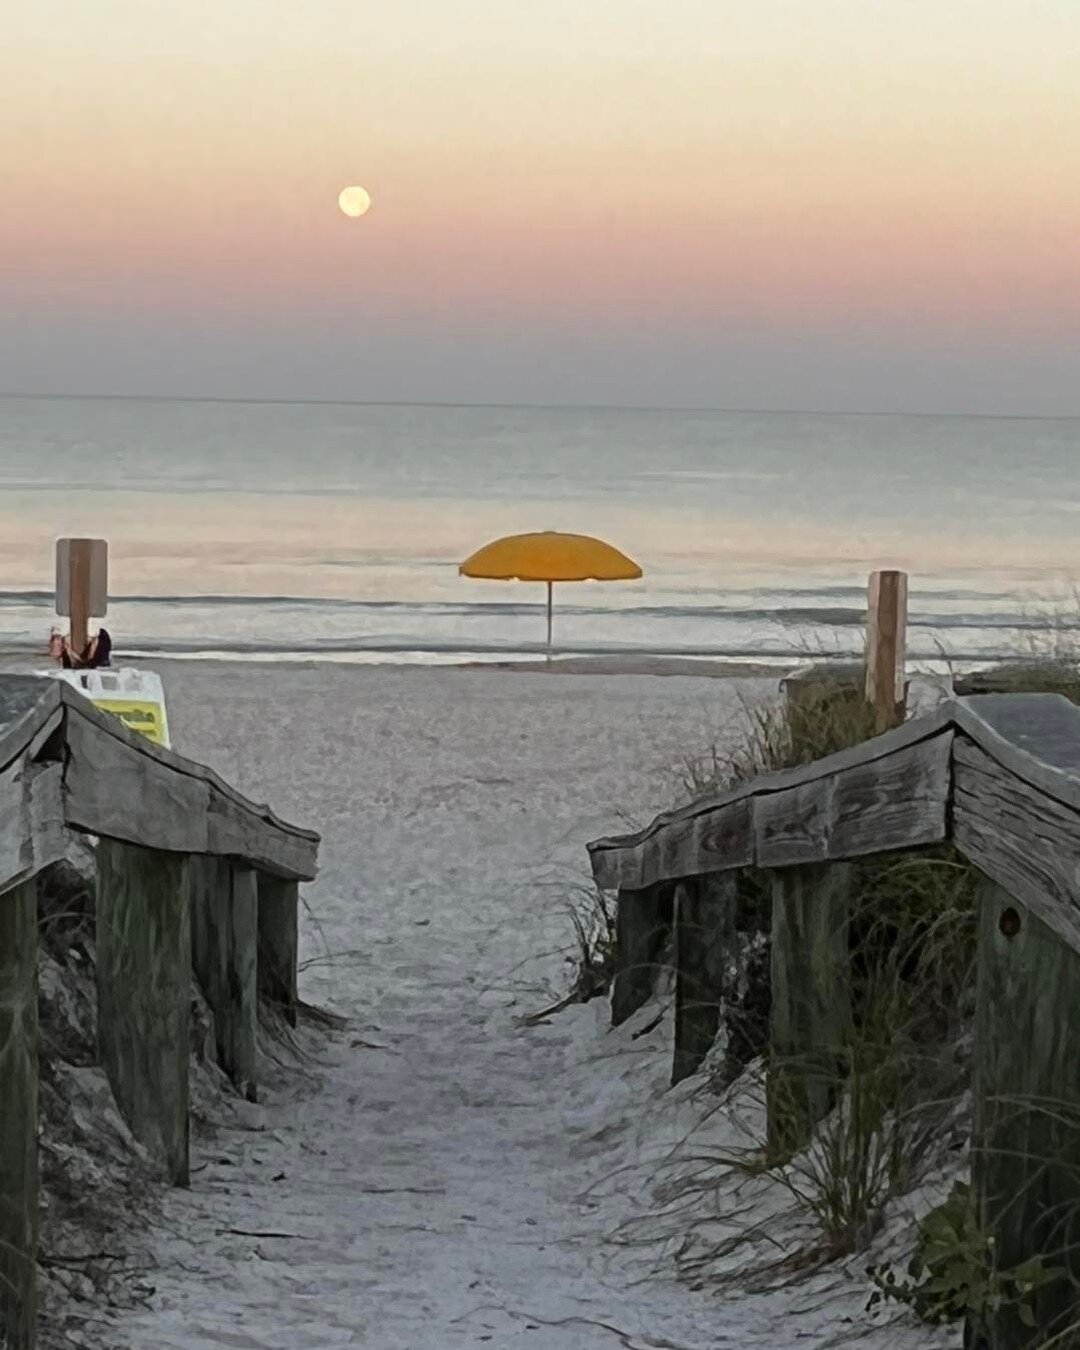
[338,185,372,218]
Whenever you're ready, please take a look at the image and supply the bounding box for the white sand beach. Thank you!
[85,661,952,1350]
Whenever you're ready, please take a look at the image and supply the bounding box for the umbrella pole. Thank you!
[546,581,553,662]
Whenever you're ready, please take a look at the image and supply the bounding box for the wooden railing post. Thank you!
[96,839,191,1186]
[767,863,853,1157]
[970,879,1080,1349]
[865,569,908,733]
[672,874,734,1085]
[0,880,39,1350]
[191,858,258,1098]
[611,884,673,1027]
[257,875,299,1026]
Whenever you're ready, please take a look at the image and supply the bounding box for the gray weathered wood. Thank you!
[0,678,60,774]
[591,725,951,891]
[767,863,853,1157]
[611,885,672,1027]
[0,879,38,1350]
[971,879,1080,1348]
[0,675,319,881]
[258,874,299,1026]
[589,704,956,890]
[96,839,191,1186]
[590,693,1080,901]
[64,705,212,853]
[611,798,754,893]
[0,759,65,896]
[755,734,951,869]
[672,874,734,1085]
[953,737,1080,957]
[61,695,318,880]
[191,858,258,1097]
[205,789,316,880]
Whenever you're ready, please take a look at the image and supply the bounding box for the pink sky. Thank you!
[4,0,1080,411]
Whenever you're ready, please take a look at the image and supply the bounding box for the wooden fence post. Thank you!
[672,874,734,1086]
[55,537,107,661]
[191,858,258,1098]
[611,884,673,1027]
[0,880,39,1350]
[96,839,191,1186]
[767,863,853,1158]
[970,880,1080,1349]
[865,569,908,733]
[257,875,299,1026]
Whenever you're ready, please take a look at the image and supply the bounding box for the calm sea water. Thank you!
[1,395,1078,667]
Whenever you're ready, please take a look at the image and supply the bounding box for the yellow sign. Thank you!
[93,698,170,747]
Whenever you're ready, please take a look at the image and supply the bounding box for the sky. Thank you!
[3,0,1080,413]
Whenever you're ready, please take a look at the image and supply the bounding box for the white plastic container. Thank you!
[41,667,171,748]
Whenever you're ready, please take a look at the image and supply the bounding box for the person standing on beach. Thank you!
[48,626,112,669]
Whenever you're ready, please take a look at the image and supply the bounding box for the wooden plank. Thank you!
[0,759,66,897]
[865,569,908,733]
[754,778,831,869]
[594,732,949,888]
[190,858,258,1098]
[206,787,318,881]
[691,799,754,876]
[590,702,954,852]
[588,705,956,889]
[0,678,60,774]
[0,760,37,891]
[755,733,952,868]
[970,880,1080,1348]
[64,706,211,852]
[954,737,1080,957]
[61,700,318,880]
[96,839,191,1186]
[258,874,299,1026]
[672,874,734,1085]
[721,874,773,1081]
[602,798,753,892]
[591,694,1080,925]
[0,880,38,1350]
[611,885,672,1027]
[767,863,852,1158]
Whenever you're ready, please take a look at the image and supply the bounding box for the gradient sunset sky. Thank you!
[4,0,1079,412]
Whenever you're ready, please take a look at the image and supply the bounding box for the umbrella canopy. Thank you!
[459,531,643,657]
[460,531,642,583]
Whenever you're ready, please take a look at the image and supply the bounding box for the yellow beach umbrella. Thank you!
[459,530,643,658]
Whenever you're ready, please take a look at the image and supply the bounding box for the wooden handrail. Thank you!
[587,693,1080,951]
[0,675,318,891]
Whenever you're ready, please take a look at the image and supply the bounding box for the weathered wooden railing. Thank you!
[0,675,319,1350]
[588,692,1080,1349]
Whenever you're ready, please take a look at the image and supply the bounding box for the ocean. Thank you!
[1,394,1078,668]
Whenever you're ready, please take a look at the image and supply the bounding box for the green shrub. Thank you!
[868,1181,1064,1329]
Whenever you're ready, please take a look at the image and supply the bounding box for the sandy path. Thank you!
[110,664,939,1350]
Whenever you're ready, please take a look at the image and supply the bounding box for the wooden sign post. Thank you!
[56,538,108,658]
[865,569,908,733]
